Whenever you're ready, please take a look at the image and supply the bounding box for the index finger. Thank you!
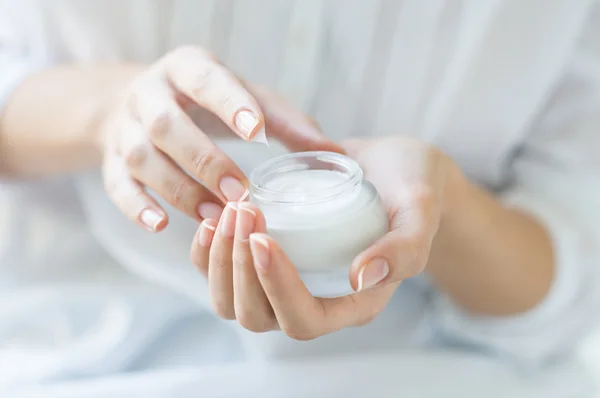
[162,46,264,140]
[248,233,396,340]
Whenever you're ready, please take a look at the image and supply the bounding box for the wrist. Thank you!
[426,156,472,274]
[439,156,470,231]
[86,91,121,154]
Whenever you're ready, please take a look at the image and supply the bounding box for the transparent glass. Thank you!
[250,152,388,297]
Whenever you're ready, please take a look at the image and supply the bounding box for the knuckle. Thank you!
[123,143,149,169]
[167,180,190,206]
[210,252,232,272]
[147,111,173,142]
[193,67,217,95]
[191,149,220,177]
[219,94,239,115]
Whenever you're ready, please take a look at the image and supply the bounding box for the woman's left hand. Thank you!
[190,136,462,339]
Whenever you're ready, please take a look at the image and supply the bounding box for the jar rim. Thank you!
[249,151,363,205]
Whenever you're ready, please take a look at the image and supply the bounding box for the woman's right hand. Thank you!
[97,46,341,232]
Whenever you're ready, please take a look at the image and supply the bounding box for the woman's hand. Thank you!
[190,135,462,339]
[98,46,341,232]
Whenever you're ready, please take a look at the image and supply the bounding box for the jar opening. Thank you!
[250,151,363,205]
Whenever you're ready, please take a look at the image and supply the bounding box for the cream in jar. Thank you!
[249,151,388,298]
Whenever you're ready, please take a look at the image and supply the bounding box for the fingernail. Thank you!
[198,219,217,247]
[198,202,224,220]
[237,204,256,241]
[140,209,164,232]
[239,189,250,201]
[235,110,260,138]
[220,203,238,238]
[249,234,270,271]
[357,258,389,291]
[219,176,248,202]
[235,110,259,138]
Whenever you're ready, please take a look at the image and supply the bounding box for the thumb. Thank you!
[250,85,345,154]
[349,206,435,291]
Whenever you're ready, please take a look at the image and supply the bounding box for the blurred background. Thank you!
[2,1,600,397]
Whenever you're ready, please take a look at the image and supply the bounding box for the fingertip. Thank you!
[239,202,267,233]
[154,217,169,232]
[349,248,378,291]
[234,109,265,140]
[198,218,218,247]
[249,233,271,273]
[249,232,270,243]
[203,217,218,230]
[237,201,260,214]
[249,126,269,146]
[339,139,363,157]
[198,202,225,221]
[319,141,346,155]
[219,202,239,238]
[140,208,168,232]
[355,258,390,292]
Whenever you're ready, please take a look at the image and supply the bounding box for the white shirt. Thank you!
[2,1,600,397]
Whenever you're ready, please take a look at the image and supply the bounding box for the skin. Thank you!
[0,46,342,232]
[191,136,554,340]
[0,45,554,337]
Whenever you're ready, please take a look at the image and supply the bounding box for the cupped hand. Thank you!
[98,45,341,232]
[190,135,461,340]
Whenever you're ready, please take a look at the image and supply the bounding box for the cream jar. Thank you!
[249,151,388,298]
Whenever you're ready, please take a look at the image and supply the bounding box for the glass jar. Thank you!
[249,151,388,298]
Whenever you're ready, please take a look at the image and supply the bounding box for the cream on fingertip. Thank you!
[250,127,270,147]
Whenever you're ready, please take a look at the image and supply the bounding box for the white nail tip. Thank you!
[357,267,366,292]
[239,203,256,216]
[202,221,216,231]
[140,209,162,231]
[239,189,250,202]
[250,234,270,248]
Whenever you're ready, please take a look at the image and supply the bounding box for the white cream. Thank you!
[250,152,389,297]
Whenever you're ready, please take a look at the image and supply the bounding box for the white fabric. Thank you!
[1,0,600,396]
[7,354,597,398]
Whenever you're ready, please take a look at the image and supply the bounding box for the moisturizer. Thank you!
[250,151,388,297]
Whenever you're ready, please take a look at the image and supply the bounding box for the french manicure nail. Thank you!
[220,203,238,238]
[219,176,248,202]
[140,209,164,232]
[249,234,270,271]
[357,258,390,291]
[198,219,217,247]
[235,110,260,138]
[198,202,224,220]
[237,204,256,241]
